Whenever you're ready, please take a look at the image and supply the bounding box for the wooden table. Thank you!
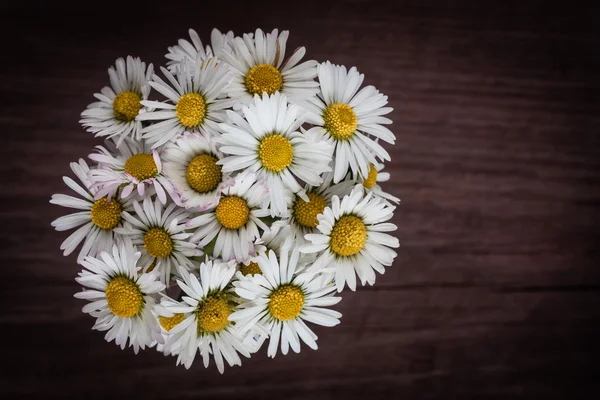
[2,1,599,398]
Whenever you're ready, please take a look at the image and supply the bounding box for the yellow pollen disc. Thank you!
[90,198,122,230]
[113,91,142,122]
[196,296,231,333]
[105,276,144,318]
[176,93,207,128]
[186,154,222,193]
[240,262,262,276]
[159,313,186,332]
[258,135,294,172]
[323,103,357,140]
[294,192,327,228]
[330,215,367,256]
[215,196,249,230]
[245,64,283,96]
[124,154,158,181]
[269,285,305,321]
[363,163,378,189]
[144,227,173,259]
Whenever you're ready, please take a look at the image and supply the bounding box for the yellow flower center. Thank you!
[159,313,186,332]
[186,154,222,193]
[258,135,294,172]
[196,295,231,334]
[323,103,357,140]
[363,163,378,189]
[113,91,142,122]
[330,215,367,256]
[215,196,249,230]
[143,227,173,259]
[105,276,144,318]
[294,192,327,228]
[239,262,262,276]
[124,154,158,181]
[269,285,304,321]
[176,93,206,128]
[90,198,122,230]
[245,64,283,96]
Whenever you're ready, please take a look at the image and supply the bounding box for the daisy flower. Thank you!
[166,28,234,73]
[230,246,342,357]
[302,184,399,292]
[74,239,165,353]
[50,158,134,262]
[162,131,230,210]
[80,56,153,146]
[359,161,400,204]
[159,260,252,372]
[114,196,201,285]
[220,28,319,106]
[300,61,396,183]
[137,58,233,148]
[186,172,269,262]
[217,92,332,216]
[88,138,180,205]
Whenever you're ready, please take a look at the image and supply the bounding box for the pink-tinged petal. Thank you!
[123,172,138,184]
[138,182,145,196]
[121,183,134,198]
[152,149,162,172]
[154,181,167,204]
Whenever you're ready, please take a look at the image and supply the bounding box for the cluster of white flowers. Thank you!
[51,28,400,373]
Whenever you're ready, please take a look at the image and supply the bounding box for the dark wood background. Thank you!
[2,1,600,398]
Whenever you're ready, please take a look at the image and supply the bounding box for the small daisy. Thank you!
[302,184,399,292]
[162,131,230,210]
[74,239,165,353]
[301,61,396,183]
[220,28,319,106]
[159,260,252,372]
[187,172,269,262]
[88,138,180,205]
[137,58,233,148]
[218,92,332,216]
[166,28,235,73]
[287,169,355,245]
[114,196,201,285]
[50,158,134,262]
[359,162,400,204]
[230,246,342,357]
[80,56,153,146]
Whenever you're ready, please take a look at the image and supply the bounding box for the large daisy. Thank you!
[230,246,342,357]
[220,28,319,106]
[162,131,230,210]
[74,239,165,353]
[80,56,153,146]
[186,172,269,262]
[158,261,252,372]
[88,138,180,205]
[137,58,233,148]
[114,196,201,285]
[359,161,400,204]
[300,61,396,183]
[217,92,332,216]
[50,158,134,262]
[301,184,399,292]
[166,28,234,73]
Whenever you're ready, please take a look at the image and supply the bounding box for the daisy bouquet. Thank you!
[51,28,400,372]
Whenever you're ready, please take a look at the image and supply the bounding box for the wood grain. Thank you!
[2,1,600,398]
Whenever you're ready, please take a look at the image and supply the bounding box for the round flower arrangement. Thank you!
[51,28,400,373]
